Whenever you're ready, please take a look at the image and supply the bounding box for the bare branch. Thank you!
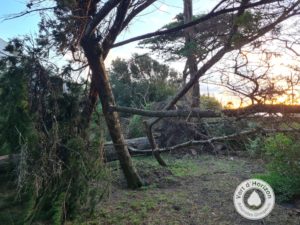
[3,6,56,21]
[129,128,300,154]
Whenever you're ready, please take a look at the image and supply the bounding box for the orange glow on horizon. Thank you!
[217,92,300,109]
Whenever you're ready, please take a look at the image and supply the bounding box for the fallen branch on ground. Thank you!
[127,128,300,154]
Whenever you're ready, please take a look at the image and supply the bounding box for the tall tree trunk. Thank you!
[81,37,143,188]
[183,0,200,108]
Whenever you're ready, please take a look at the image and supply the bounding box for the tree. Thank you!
[0,39,109,224]
[183,0,200,108]
[110,54,179,108]
[0,46,32,155]
[37,0,160,188]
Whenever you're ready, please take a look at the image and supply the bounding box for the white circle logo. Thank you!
[233,179,275,220]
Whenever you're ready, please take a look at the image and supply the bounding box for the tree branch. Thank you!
[109,105,221,118]
[3,7,56,21]
[102,0,131,58]
[129,128,300,154]
[112,0,278,48]
[85,0,122,37]
[121,0,157,31]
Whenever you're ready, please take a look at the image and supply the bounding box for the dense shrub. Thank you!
[128,115,144,138]
[255,133,300,202]
[200,95,222,111]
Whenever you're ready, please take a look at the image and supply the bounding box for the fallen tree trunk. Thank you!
[104,137,151,161]
[0,137,152,172]
[109,106,220,118]
[110,104,300,119]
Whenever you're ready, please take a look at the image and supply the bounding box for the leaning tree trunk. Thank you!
[81,37,143,188]
[184,0,200,108]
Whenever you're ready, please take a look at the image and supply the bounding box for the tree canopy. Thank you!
[110,54,179,108]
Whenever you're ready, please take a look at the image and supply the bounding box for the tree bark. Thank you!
[183,0,200,108]
[143,121,167,166]
[81,37,142,188]
[109,105,220,118]
[110,104,300,118]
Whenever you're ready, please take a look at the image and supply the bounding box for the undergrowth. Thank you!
[255,133,300,202]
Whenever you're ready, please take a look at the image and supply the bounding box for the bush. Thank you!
[255,133,300,202]
[128,115,144,138]
[200,95,222,111]
[245,136,264,158]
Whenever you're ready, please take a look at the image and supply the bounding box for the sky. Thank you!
[1,0,295,107]
[0,0,223,98]
[0,0,217,68]
[0,1,217,42]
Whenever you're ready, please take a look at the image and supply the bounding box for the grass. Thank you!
[2,154,300,225]
[73,154,299,225]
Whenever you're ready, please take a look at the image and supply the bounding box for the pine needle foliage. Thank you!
[0,39,110,225]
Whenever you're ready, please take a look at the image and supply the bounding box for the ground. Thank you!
[1,154,300,225]
[75,154,300,225]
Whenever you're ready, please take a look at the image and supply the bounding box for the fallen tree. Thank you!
[110,104,300,118]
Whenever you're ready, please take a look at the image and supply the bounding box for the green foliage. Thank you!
[177,41,198,57]
[255,133,300,202]
[128,115,144,138]
[232,11,262,46]
[245,136,264,158]
[0,39,110,224]
[0,58,32,155]
[234,11,254,27]
[200,95,222,111]
[256,172,300,203]
[139,13,232,61]
[51,192,66,225]
[110,54,179,108]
